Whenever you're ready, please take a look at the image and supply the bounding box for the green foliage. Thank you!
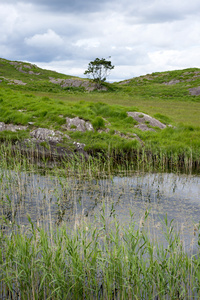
[63,86,85,92]
[0,130,29,142]
[92,116,106,130]
[0,209,200,299]
[39,141,50,150]
[84,57,114,87]
[153,113,172,124]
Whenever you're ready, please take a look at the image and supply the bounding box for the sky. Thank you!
[1,0,200,82]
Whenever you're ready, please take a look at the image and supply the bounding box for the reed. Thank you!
[0,143,200,299]
[0,210,200,299]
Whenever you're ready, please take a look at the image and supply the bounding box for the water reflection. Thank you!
[0,170,200,250]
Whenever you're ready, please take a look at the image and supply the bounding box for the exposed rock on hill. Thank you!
[127,112,166,131]
[189,86,200,96]
[163,79,180,85]
[0,77,27,86]
[9,61,40,75]
[62,117,94,132]
[30,128,70,143]
[8,79,27,85]
[49,77,107,91]
[0,122,27,132]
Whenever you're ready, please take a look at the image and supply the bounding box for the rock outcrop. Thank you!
[63,117,94,132]
[163,79,180,85]
[127,112,166,131]
[9,61,40,75]
[189,86,200,96]
[49,77,107,92]
[30,128,70,143]
[23,128,88,160]
[0,122,27,132]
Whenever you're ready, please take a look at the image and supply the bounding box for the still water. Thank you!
[1,170,200,250]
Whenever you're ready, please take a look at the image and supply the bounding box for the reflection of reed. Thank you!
[74,209,89,230]
[1,164,200,247]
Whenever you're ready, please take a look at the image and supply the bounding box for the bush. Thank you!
[92,116,106,130]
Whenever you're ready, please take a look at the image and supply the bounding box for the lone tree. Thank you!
[84,57,114,88]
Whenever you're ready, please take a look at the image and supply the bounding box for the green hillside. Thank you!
[0,57,200,170]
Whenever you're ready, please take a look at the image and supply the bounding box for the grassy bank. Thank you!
[0,58,200,170]
[0,88,200,171]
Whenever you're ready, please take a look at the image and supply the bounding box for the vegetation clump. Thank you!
[0,207,200,299]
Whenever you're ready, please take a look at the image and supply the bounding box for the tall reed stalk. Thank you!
[0,211,200,299]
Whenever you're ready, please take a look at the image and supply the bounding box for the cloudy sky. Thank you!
[1,0,200,81]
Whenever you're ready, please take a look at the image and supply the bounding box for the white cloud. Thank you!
[73,39,100,49]
[25,29,64,48]
[35,60,86,77]
[149,47,200,70]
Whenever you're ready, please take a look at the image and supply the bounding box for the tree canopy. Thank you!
[84,57,114,88]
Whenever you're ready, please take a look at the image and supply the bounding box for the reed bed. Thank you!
[0,143,200,299]
[0,211,200,300]
[0,141,199,176]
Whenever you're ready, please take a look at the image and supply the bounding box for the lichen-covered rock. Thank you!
[20,128,88,161]
[127,112,166,131]
[9,62,40,75]
[189,86,200,96]
[73,141,86,150]
[135,124,155,132]
[49,77,107,92]
[0,122,6,131]
[163,79,180,85]
[8,80,27,85]
[63,117,94,132]
[0,122,27,132]
[30,128,70,143]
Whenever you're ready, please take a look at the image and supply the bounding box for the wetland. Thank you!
[1,58,200,299]
[1,150,200,299]
[1,167,200,251]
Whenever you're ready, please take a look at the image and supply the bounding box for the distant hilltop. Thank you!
[1,57,200,95]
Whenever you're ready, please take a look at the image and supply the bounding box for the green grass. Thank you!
[0,58,200,169]
[1,87,200,169]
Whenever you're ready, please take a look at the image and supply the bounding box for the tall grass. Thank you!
[0,140,199,179]
[0,210,200,299]
[0,143,200,298]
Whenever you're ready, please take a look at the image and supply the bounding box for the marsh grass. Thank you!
[0,144,200,299]
[0,140,199,180]
[0,209,200,299]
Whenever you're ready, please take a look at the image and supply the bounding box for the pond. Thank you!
[1,169,200,252]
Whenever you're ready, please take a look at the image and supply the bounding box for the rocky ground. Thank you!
[0,112,168,161]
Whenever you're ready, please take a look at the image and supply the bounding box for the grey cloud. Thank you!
[2,0,112,13]
[121,0,200,24]
[1,0,200,81]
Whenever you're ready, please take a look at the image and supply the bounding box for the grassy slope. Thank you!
[0,58,200,163]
